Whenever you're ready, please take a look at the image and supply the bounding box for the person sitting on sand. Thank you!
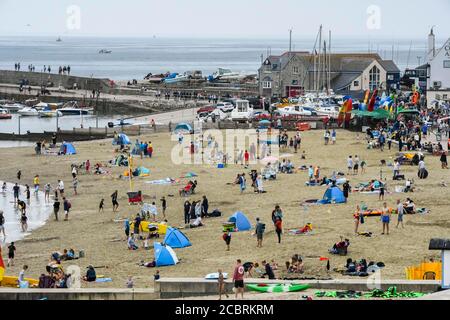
[290,255,304,273]
[404,198,416,214]
[127,234,138,250]
[330,236,350,255]
[190,215,203,228]
[83,265,96,282]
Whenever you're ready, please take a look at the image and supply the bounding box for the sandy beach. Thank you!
[0,129,448,289]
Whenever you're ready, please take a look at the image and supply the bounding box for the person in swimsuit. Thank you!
[381,202,391,235]
[217,269,229,300]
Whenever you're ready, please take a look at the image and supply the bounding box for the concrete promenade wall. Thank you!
[155,278,441,299]
[0,288,158,300]
[0,279,442,300]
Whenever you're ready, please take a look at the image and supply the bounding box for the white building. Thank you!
[427,29,450,105]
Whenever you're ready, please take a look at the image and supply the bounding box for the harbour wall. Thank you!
[0,70,112,92]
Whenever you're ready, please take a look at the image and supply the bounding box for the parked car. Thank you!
[216,102,234,112]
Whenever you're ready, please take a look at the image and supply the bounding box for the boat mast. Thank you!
[328,30,331,96]
[317,25,323,96]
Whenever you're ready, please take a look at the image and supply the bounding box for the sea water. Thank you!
[0,182,52,244]
[0,36,434,80]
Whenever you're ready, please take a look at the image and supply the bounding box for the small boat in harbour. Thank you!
[0,103,25,113]
[0,108,12,120]
[58,107,93,116]
[38,107,63,118]
[17,107,39,117]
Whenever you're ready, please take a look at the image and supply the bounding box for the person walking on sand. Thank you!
[86,160,91,174]
[255,218,265,248]
[160,196,167,220]
[24,184,30,201]
[13,183,20,204]
[20,212,28,232]
[111,190,119,212]
[7,242,16,267]
[44,183,51,202]
[347,156,353,175]
[63,197,71,221]
[72,177,78,196]
[354,205,364,234]
[381,202,391,235]
[53,194,60,221]
[379,183,385,201]
[58,180,65,197]
[275,217,282,244]
[238,173,246,194]
[99,199,104,213]
[223,231,231,251]
[33,175,40,194]
[232,259,245,300]
[396,199,405,229]
[218,269,229,300]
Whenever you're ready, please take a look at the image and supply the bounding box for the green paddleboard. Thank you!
[247,284,310,293]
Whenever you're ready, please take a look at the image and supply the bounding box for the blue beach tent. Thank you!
[228,212,252,232]
[318,186,346,205]
[154,242,179,267]
[60,142,76,155]
[163,227,192,249]
[113,133,131,146]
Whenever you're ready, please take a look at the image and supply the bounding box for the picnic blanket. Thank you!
[145,178,180,185]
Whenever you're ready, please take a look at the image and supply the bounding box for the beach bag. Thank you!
[209,209,222,217]
[67,201,72,209]
[418,169,428,179]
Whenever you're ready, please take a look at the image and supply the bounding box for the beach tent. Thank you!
[228,212,252,231]
[154,242,179,267]
[114,133,131,146]
[130,166,150,177]
[163,227,192,249]
[60,142,76,155]
[174,123,193,134]
[318,186,346,205]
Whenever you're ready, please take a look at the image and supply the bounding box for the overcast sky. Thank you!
[0,0,449,39]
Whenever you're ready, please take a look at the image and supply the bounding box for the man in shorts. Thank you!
[255,218,265,248]
[232,259,245,299]
[396,199,405,229]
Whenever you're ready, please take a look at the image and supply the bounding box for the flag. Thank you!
[0,247,5,282]
[368,89,378,112]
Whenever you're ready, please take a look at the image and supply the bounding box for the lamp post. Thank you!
[18,115,21,135]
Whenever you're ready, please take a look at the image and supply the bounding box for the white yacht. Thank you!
[18,107,39,116]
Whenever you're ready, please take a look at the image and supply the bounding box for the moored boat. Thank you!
[58,107,93,116]
[0,108,12,119]
[38,108,63,118]
[17,107,39,116]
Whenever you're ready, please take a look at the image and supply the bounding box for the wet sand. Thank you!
[0,130,448,288]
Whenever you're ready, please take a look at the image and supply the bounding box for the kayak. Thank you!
[0,276,39,288]
[247,284,310,293]
[205,273,228,280]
